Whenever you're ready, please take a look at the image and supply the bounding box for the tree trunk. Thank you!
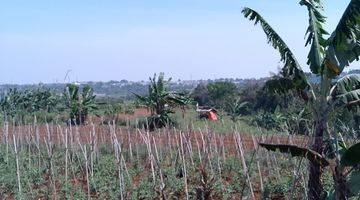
[333,166,349,200]
[75,113,81,125]
[308,119,326,200]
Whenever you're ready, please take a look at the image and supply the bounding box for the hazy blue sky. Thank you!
[0,0,356,84]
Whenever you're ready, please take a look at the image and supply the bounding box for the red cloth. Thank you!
[208,111,217,121]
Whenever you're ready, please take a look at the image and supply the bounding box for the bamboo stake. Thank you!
[45,123,57,199]
[252,135,264,193]
[79,141,91,200]
[195,132,202,164]
[235,132,255,200]
[180,132,189,200]
[112,125,124,200]
[127,121,134,162]
[152,136,166,199]
[13,133,22,199]
[4,122,9,164]
[65,129,69,198]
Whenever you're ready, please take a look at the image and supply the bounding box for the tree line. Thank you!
[0,84,97,125]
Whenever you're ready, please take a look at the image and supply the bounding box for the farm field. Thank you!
[0,77,359,200]
[2,0,360,199]
[0,111,313,200]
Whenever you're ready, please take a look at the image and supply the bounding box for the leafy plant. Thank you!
[102,101,123,123]
[251,108,286,130]
[207,81,238,109]
[0,88,24,121]
[192,83,210,106]
[242,0,360,198]
[134,73,191,130]
[0,88,59,123]
[63,84,97,125]
[226,99,249,122]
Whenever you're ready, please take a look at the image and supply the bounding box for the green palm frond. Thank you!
[300,0,328,74]
[336,89,360,108]
[325,0,360,76]
[242,7,310,93]
[340,142,360,166]
[133,92,148,103]
[259,143,329,166]
[227,99,249,121]
[265,77,296,94]
[330,0,360,48]
[330,74,360,108]
[242,8,299,70]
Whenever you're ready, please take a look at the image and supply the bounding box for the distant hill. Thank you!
[0,78,268,99]
[0,70,359,99]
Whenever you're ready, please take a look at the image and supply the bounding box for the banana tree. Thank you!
[227,99,249,122]
[0,88,23,121]
[0,88,60,123]
[242,0,360,199]
[63,84,97,125]
[31,88,59,113]
[134,73,191,130]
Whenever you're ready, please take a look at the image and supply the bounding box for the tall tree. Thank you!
[242,0,360,199]
[207,81,237,109]
[192,83,210,106]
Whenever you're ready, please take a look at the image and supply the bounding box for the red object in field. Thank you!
[208,111,218,121]
[196,105,218,121]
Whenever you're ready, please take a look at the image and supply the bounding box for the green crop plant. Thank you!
[227,99,249,122]
[0,87,59,123]
[63,84,97,125]
[134,73,192,130]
